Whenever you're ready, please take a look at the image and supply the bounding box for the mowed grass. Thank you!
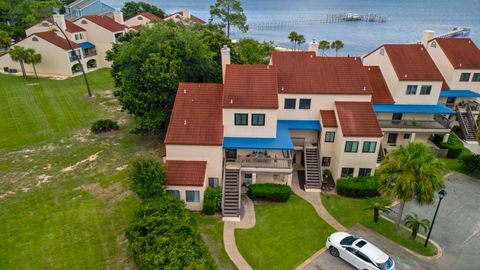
[0,70,113,150]
[321,194,437,256]
[235,195,335,270]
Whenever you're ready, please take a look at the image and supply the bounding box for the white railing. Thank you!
[238,157,292,169]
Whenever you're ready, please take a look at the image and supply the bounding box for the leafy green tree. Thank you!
[0,30,11,50]
[126,196,217,269]
[288,31,298,50]
[121,1,165,20]
[130,158,166,199]
[232,38,274,64]
[404,213,430,240]
[10,45,27,77]
[24,48,41,78]
[363,197,392,223]
[319,39,330,56]
[331,40,344,56]
[107,23,218,134]
[210,0,248,38]
[377,141,445,230]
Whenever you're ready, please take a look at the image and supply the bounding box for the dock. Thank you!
[413,27,470,43]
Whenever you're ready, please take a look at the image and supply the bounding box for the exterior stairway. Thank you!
[457,105,478,141]
[222,169,241,219]
[304,147,322,191]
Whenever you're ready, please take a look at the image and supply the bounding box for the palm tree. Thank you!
[363,197,393,223]
[331,40,344,56]
[288,31,298,50]
[24,48,42,78]
[404,213,430,240]
[10,46,27,77]
[319,40,330,56]
[377,141,445,231]
[296,34,306,50]
[0,30,11,51]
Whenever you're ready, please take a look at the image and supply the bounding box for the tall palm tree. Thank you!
[319,40,330,56]
[363,197,392,223]
[377,141,445,230]
[24,48,42,78]
[296,34,306,50]
[331,40,344,56]
[288,31,298,50]
[404,213,430,240]
[10,46,27,77]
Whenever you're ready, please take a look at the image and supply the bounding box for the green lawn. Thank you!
[321,194,437,256]
[195,214,237,270]
[0,70,162,269]
[235,195,335,270]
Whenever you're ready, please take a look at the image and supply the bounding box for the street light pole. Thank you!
[424,189,447,247]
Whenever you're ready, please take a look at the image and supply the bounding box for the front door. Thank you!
[387,133,398,144]
[225,149,237,162]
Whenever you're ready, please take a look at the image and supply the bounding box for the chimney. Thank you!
[52,14,66,32]
[308,39,319,55]
[183,9,191,19]
[113,10,124,24]
[421,30,435,46]
[221,45,231,83]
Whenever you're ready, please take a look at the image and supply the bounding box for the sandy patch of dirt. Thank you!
[62,151,102,173]
[116,164,128,171]
[36,174,52,186]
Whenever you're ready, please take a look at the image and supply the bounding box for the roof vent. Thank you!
[404,74,408,78]
[230,99,233,104]
[459,63,462,67]
[420,47,424,51]
[184,120,187,125]
[354,57,357,61]
[468,40,471,44]
[281,86,285,91]
[363,86,367,91]
[368,67,371,71]
[183,89,187,94]
[267,65,270,69]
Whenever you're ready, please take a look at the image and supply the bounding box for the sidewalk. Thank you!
[463,140,480,154]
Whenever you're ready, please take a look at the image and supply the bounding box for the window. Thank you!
[234,113,248,126]
[325,131,335,142]
[322,157,331,167]
[420,85,432,95]
[341,168,355,178]
[81,20,87,24]
[299,99,311,109]
[208,177,219,187]
[166,190,180,199]
[392,113,403,121]
[74,34,79,40]
[358,168,372,177]
[387,133,398,144]
[473,73,480,82]
[430,41,437,48]
[186,190,200,202]
[284,98,296,109]
[251,114,265,126]
[404,133,411,139]
[362,141,377,153]
[344,141,359,153]
[406,85,417,95]
[225,149,237,161]
[32,37,39,42]
[137,16,143,20]
[460,73,471,82]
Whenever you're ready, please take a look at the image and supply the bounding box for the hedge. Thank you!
[91,119,119,133]
[461,154,480,175]
[130,159,165,199]
[336,176,380,198]
[203,187,222,215]
[248,183,291,202]
[438,133,463,159]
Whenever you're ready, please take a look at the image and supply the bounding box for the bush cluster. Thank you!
[461,154,480,175]
[91,119,119,133]
[438,134,463,159]
[248,183,292,202]
[203,187,222,215]
[126,196,216,270]
[336,176,380,198]
[129,159,165,199]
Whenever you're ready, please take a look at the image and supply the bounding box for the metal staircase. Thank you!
[222,169,241,219]
[457,105,478,141]
[304,147,322,191]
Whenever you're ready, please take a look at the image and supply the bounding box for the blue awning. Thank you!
[223,120,321,150]
[79,42,95,49]
[373,104,455,114]
[440,90,480,98]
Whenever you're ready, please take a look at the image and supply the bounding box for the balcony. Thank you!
[238,157,292,169]
[69,54,81,62]
[83,49,97,58]
[378,115,451,131]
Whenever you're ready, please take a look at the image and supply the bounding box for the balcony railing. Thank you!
[69,54,81,62]
[83,49,97,58]
[291,137,305,147]
[378,116,451,130]
[238,157,292,169]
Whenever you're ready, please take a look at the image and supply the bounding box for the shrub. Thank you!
[438,133,463,159]
[460,154,480,175]
[126,196,216,270]
[336,176,380,198]
[130,159,165,199]
[248,183,291,202]
[91,119,119,133]
[203,187,222,215]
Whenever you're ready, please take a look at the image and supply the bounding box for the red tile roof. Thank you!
[165,160,206,187]
[65,20,85,33]
[33,32,79,50]
[223,64,279,109]
[335,102,383,137]
[364,66,395,104]
[271,51,373,95]
[433,38,480,69]
[139,12,163,21]
[168,11,206,24]
[382,44,444,81]
[320,110,338,127]
[129,25,142,31]
[165,83,224,145]
[82,15,126,32]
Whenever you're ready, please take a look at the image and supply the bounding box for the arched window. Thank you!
[379,48,385,55]
[137,16,143,20]
[431,41,437,48]
[32,37,39,42]
[81,20,87,24]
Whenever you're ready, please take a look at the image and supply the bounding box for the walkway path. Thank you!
[291,172,347,231]
[463,141,480,154]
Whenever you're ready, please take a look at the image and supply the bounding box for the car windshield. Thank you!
[377,257,394,270]
[340,236,359,246]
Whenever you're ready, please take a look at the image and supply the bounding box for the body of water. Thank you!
[106,0,480,56]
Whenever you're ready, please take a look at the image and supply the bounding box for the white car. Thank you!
[326,232,395,270]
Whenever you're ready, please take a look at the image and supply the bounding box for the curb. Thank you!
[294,247,326,270]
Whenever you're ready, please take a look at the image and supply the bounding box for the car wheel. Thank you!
[329,246,339,257]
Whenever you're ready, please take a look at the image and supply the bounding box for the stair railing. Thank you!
[456,105,470,139]
[466,104,478,135]
[221,158,226,215]
[316,133,323,187]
